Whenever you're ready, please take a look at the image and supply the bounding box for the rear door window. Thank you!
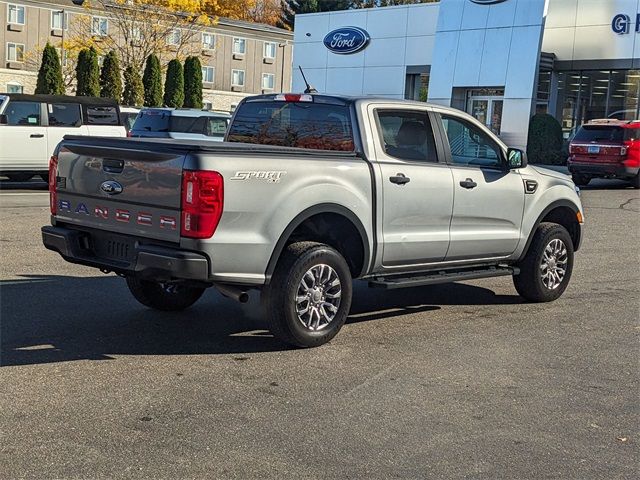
[87,106,119,125]
[376,110,438,162]
[227,100,355,151]
[573,126,623,143]
[5,101,41,126]
[48,103,82,127]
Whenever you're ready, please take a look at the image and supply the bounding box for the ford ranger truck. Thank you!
[42,94,584,347]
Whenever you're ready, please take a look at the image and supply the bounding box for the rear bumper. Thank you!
[42,225,210,281]
[568,161,639,178]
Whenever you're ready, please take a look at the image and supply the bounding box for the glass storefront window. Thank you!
[553,69,640,140]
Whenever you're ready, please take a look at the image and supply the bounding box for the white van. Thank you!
[0,94,126,182]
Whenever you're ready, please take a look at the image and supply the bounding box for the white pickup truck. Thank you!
[0,94,126,182]
[42,93,584,347]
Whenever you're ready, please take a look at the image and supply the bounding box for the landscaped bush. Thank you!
[527,113,565,165]
[35,43,64,95]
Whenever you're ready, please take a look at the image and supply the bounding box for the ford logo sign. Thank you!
[323,27,370,55]
[470,0,508,4]
[100,180,123,195]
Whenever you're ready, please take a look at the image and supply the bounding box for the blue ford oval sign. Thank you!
[323,27,370,55]
[470,0,508,4]
[100,180,123,195]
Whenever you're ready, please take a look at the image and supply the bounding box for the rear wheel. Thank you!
[571,173,590,186]
[513,222,574,302]
[40,173,49,183]
[262,242,352,348]
[631,173,640,189]
[6,173,33,182]
[126,277,205,311]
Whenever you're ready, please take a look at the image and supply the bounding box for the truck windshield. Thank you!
[227,101,355,151]
[573,126,624,143]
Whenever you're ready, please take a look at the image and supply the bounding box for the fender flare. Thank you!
[519,199,581,260]
[264,203,371,284]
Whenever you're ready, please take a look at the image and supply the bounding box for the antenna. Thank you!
[298,66,318,94]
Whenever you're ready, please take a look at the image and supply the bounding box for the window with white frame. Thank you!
[7,82,23,94]
[51,11,68,30]
[131,24,142,43]
[263,42,276,59]
[262,73,275,90]
[232,37,246,55]
[7,42,25,62]
[202,66,215,84]
[8,4,25,25]
[231,69,245,87]
[202,32,215,49]
[167,29,181,46]
[91,17,108,36]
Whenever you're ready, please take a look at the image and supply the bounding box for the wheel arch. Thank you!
[264,204,371,284]
[519,200,582,261]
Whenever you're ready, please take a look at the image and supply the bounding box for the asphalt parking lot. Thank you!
[0,177,638,479]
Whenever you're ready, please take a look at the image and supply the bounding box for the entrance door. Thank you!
[468,94,504,135]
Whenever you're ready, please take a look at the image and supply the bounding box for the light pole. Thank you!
[278,42,287,92]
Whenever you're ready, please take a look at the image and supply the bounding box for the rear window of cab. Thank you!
[227,100,355,151]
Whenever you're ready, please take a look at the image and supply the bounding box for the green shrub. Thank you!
[99,50,122,101]
[142,54,163,107]
[163,59,184,108]
[35,43,65,95]
[527,114,565,165]
[75,46,100,97]
[183,56,203,109]
[122,66,143,106]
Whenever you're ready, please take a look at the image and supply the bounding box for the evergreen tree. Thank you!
[122,66,144,106]
[75,46,100,97]
[35,42,64,95]
[142,54,163,107]
[163,59,184,108]
[183,56,203,109]
[99,50,122,101]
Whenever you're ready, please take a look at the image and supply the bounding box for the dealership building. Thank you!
[292,0,640,149]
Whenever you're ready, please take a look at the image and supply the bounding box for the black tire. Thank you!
[6,173,33,182]
[571,173,590,186]
[126,277,205,311]
[40,173,49,183]
[631,173,640,189]
[262,241,353,348]
[513,222,574,302]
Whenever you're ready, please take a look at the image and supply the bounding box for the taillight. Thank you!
[49,155,57,215]
[180,170,224,239]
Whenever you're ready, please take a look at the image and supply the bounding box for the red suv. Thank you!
[568,119,640,188]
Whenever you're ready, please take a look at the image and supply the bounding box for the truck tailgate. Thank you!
[55,140,185,243]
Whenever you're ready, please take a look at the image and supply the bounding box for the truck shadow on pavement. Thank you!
[0,275,522,367]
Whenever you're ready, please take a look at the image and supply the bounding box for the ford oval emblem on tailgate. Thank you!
[100,180,123,195]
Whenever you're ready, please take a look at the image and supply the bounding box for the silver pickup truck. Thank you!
[42,94,584,347]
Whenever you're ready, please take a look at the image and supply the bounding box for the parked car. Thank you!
[129,108,230,141]
[0,94,126,182]
[568,119,640,188]
[43,93,584,347]
[119,106,140,133]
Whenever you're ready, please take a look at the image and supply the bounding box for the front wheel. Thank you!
[262,242,353,348]
[126,277,205,311]
[513,222,574,302]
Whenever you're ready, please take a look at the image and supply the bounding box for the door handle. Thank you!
[30,133,44,138]
[459,178,478,189]
[390,173,410,185]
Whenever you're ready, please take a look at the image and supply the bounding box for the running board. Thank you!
[368,266,519,290]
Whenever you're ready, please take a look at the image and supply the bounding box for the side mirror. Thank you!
[507,148,527,169]
[0,114,7,125]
